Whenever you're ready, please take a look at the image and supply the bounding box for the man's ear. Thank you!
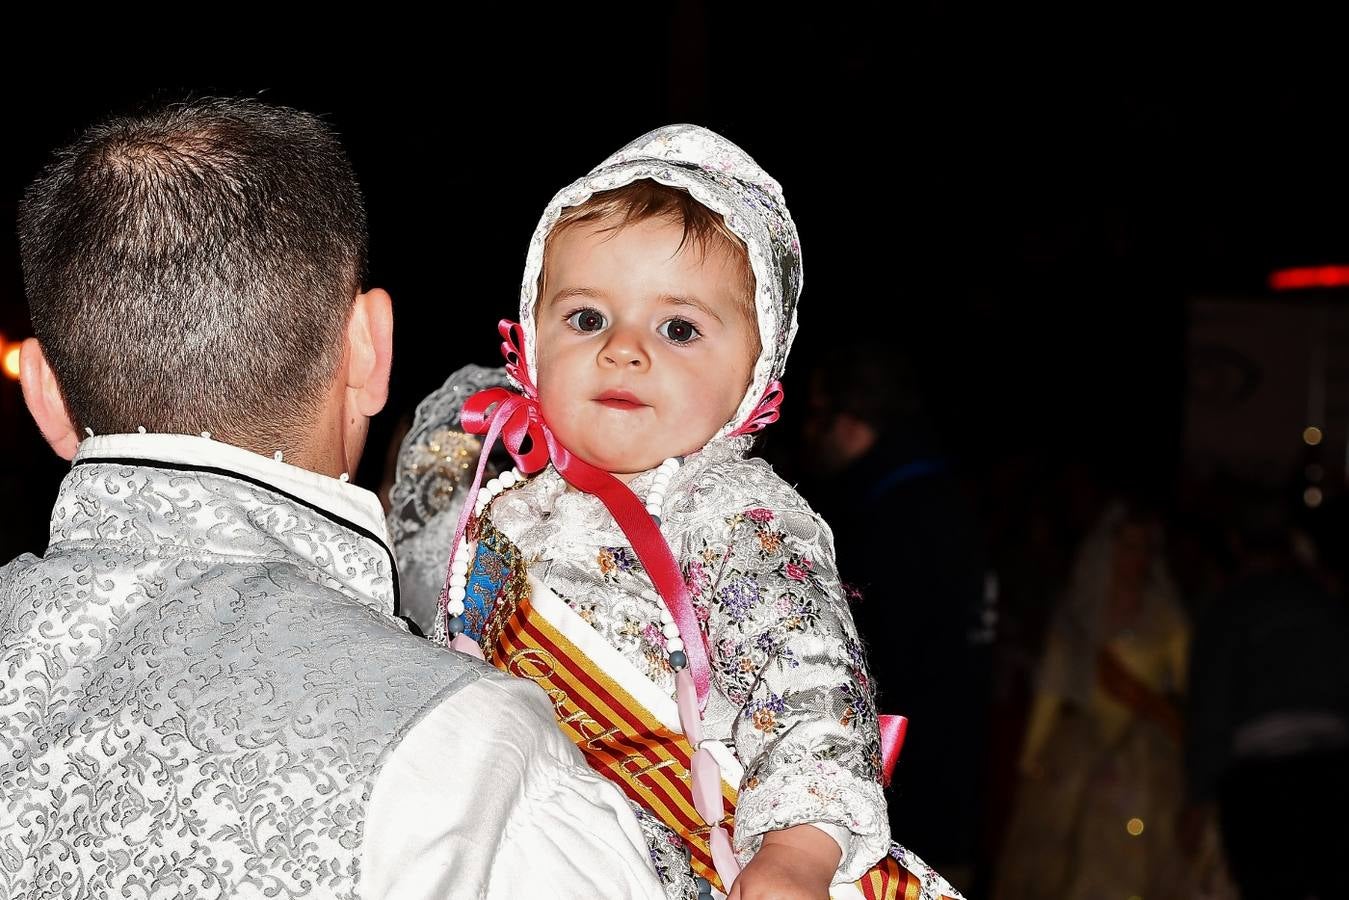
[19,338,79,460]
[344,288,393,417]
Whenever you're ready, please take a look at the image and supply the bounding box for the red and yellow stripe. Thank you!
[492,593,733,886]
[489,590,933,898]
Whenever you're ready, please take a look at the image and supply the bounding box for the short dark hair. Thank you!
[18,95,368,452]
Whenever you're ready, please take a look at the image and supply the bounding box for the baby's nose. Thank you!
[602,333,649,368]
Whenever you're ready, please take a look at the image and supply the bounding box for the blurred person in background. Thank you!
[994,500,1220,899]
[1184,487,1349,900]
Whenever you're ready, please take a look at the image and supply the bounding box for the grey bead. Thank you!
[669,650,688,669]
[650,514,662,526]
[447,615,466,636]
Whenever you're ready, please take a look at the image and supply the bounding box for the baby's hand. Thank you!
[727,824,840,900]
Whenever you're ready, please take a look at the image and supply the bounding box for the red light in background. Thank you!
[1,343,19,381]
[0,332,22,381]
[1270,265,1349,291]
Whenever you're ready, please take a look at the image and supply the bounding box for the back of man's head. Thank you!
[18,96,367,455]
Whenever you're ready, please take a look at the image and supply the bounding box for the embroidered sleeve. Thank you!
[680,502,890,880]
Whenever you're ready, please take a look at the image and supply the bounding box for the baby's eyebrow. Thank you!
[548,286,606,306]
[661,294,723,324]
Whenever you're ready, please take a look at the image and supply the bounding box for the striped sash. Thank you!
[472,520,960,899]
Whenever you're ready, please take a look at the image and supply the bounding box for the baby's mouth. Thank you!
[594,390,648,411]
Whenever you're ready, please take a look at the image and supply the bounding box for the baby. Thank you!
[418,126,960,900]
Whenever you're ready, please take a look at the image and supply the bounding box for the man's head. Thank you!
[803,343,926,475]
[17,96,391,473]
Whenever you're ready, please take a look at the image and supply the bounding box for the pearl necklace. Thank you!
[444,468,521,637]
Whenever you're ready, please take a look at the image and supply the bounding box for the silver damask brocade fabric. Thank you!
[0,459,482,899]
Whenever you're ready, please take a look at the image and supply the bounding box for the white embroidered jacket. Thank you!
[0,434,663,900]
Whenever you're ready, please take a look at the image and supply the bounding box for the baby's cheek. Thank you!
[536,384,567,424]
[533,353,565,404]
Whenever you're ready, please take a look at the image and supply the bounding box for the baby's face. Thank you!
[535,217,758,478]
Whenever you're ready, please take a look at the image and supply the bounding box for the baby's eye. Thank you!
[566,308,608,333]
[659,318,701,344]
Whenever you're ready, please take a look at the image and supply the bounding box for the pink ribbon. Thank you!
[727,381,784,438]
[878,714,908,787]
[442,321,731,708]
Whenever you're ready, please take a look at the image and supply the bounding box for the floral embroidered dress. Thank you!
[487,439,894,889]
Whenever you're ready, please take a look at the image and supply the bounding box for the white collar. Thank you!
[74,433,388,543]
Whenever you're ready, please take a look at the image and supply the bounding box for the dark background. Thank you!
[4,12,1348,891]
[7,22,1347,543]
